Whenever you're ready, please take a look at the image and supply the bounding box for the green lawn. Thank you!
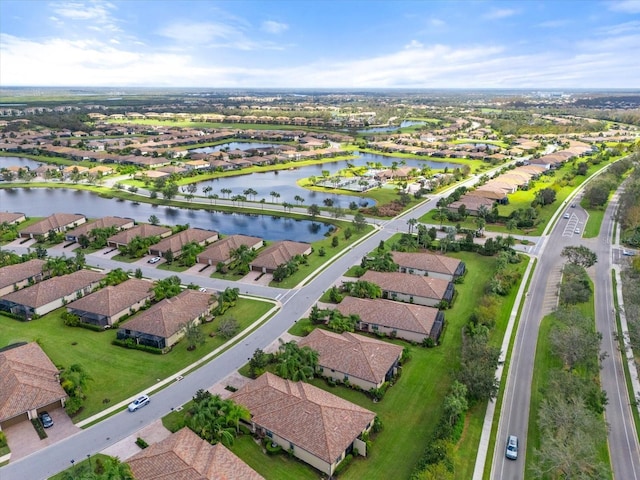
[48,454,115,480]
[0,298,274,421]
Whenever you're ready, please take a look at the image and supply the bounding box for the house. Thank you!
[0,270,105,320]
[117,289,217,351]
[447,195,495,216]
[298,329,403,390]
[0,259,47,297]
[148,228,218,258]
[65,278,154,327]
[106,224,172,249]
[249,240,312,274]
[0,342,68,430]
[65,216,135,242]
[0,212,26,225]
[335,296,445,343]
[231,372,375,476]
[19,213,86,239]
[197,234,264,268]
[359,270,454,307]
[127,427,264,480]
[391,251,466,282]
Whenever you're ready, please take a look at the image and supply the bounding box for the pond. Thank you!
[0,156,43,171]
[0,188,333,242]
[353,120,427,134]
[194,153,460,208]
[191,142,283,154]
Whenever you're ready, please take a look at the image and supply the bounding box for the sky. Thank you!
[1,0,639,89]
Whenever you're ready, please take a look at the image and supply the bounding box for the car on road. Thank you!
[147,257,161,264]
[39,411,53,428]
[563,213,570,219]
[574,228,581,234]
[571,203,576,208]
[623,249,635,256]
[199,287,207,293]
[128,394,150,412]
[505,435,518,460]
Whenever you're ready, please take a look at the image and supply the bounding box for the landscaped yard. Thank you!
[0,297,274,421]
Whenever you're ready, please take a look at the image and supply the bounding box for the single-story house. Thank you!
[0,269,105,320]
[249,240,312,274]
[298,329,403,390]
[19,213,86,239]
[231,372,375,476]
[148,228,218,258]
[117,289,217,351]
[0,342,68,430]
[447,195,495,216]
[127,427,263,480]
[391,251,466,282]
[65,216,135,242]
[359,270,454,307]
[0,212,26,225]
[0,259,47,297]
[107,224,172,249]
[197,234,264,268]
[335,296,445,343]
[66,278,154,327]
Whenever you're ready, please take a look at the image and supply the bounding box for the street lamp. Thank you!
[87,454,92,471]
[70,459,76,472]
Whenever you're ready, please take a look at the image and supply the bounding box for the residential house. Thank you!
[65,216,135,242]
[66,278,154,327]
[107,224,172,249]
[0,259,47,297]
[0,212,26,225]
[391,251,466,282]
[117,290,217,351]
[250,241,312,274]
[335,296,445,343]
[298,329,403,390]
[447,195,495,216]
[196,234,264,269]
[359,270,454,307]
[19,213,86,239]
[231,372,375,476]
[0,342,67,430]
[127,427,264,480]
[148,228,218,258]
[0,270,105,320]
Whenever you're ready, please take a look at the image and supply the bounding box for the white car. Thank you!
[128,394,150,412]
[563,213,570,219]
[622,250,635,256]
[147,257,161,264]
[505,435,518,460]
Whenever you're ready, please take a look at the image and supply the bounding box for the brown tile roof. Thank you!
[127,427,263,480]
[448,195,495,209]
[197,235,263,265]
[230,373,375,465]
[391,251,462,277]
[150,228,218,255]
[360,270,450,301]
[66,279,153,317]
[298,330,402,385]
[0,259,46,291]
[121,290,215,339]
[1,270,105,308]
[20,213,86,235]
[250,241,312,271]
[0,342,67,422]
[107,224,171,246]
[0,212,25,224]
[336,297,441,336]
[65,216,134,238]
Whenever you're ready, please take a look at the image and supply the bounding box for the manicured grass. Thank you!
[582,205,606,238]
[48,454,114,480]
[0,298,273,421]
[287,318,314,337]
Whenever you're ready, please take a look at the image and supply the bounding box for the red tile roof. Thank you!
[250,241,311,271]
[0,259,46,291]
[197,235,263,265]
[66,278,153,317]
[391,251,462,277]
[360,270,450,301]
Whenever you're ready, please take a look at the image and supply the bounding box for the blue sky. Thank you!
[1,0,639,88]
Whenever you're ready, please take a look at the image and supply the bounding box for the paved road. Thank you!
[492,183,640,479]
[0,161,534,480]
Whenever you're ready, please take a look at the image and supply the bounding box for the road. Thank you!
[492,187,640,479]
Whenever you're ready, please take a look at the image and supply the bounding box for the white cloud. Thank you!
[483,8,517,20]
[429,18,446,28]
[49,1,120,32]
[404,40,423,49]
[261,20,288,34]
[607,0,640,13]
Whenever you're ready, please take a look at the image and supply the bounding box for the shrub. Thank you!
[65,396,83,416]
[263,438,283,455]
[0,431,8,448]
[31,418,47,440]
[334,454,354,476]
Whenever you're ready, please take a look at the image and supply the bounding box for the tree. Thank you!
[561,245,598,268]
[457,331,500,402]
[534,187,556,206]
[153,275,182,300]
[217,317,239,338]
[162,182,179,200]
[148,214,160,225]
[276,341,319,382]
[181,321,205,350]
[294,195,305,205]
[407,217,418,234]
[352,212,367,232]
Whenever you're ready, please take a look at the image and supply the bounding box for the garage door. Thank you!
[0,411,29,429]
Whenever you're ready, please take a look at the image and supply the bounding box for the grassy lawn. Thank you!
[0,298,273,421]
[582,204,606,238]
[48,454,115,480]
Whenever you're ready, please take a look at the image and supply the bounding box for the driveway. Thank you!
[5,408,80,462]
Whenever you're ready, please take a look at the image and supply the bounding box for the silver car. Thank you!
[128,394,150,412]
[505,435,518,460]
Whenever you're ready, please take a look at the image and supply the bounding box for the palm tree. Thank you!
[294,195,305,205]
[407,218,418,234]
[221,188,232,198]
